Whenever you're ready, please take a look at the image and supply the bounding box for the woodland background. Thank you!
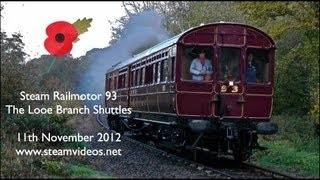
[1,2,319,178]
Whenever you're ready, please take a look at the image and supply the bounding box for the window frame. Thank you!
[218,47,242,84]
[160,59,169,83]
[245,48,271,85]
[171,57,176,82]
[180,45,214,82]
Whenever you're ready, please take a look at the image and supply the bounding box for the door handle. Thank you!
[237,96,245,103]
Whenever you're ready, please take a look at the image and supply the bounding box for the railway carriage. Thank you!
[105,22,278,161]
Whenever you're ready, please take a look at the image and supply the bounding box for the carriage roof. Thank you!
[106,31,183,73]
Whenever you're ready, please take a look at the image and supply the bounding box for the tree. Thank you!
[237,1,319,38]
[1,32,28,115]
[237,2,319,120]
[110,1,246,44]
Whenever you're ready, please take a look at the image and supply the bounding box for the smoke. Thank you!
[78,10,169,107]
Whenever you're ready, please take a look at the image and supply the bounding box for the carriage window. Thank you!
[121,74,126,88]
[157,62,161,83]
[246,50,269,84]
[130,71,134,87]
[118,75,122,89]
[136,69,141,86]
[140,67,144,85]
[219,48,240,82]
[124,73,128,88]
[160,59,168,82]
[153,63,158,84]
[108,77,111,90]
[110,77,113,90]
[146,65,153,84]
[171,57,175,81]
[153,62,160,83]
[114,76,118,89]
[182,47,213,81]
[133,70,137,87]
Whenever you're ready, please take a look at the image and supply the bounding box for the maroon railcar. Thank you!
[105,22,278,161]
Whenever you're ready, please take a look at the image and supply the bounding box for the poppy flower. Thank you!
[44,21,78,57]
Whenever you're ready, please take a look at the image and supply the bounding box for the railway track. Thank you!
[96,114,297,179]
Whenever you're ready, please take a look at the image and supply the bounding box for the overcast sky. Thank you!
[1,1,126,59]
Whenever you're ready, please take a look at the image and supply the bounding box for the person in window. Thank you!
[246,53,258,83]
[189,50,213,81]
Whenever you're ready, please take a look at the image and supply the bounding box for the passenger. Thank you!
[246,53,258,83]
[189,49,213,81]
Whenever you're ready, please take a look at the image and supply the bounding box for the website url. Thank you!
[16,147,122,156]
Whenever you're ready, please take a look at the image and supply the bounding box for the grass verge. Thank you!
[252,115,319,178]
[39,160,111,178]
[1,114,111,178]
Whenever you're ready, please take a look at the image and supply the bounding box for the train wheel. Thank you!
[107,115,124,135]
[233,150,250,162]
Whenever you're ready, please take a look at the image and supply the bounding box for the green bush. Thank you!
[270,115,319,151]
[4,114,89,149]
[4,114,70,136]
[1,114,90,178]
[274,30,319,116]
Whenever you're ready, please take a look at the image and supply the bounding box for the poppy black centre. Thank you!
[55,33,65,43]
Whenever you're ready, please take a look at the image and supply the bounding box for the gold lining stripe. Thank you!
[132,110,175,116]
[176,91,213,95]
[130,91,174,97]
[245,94,273,97]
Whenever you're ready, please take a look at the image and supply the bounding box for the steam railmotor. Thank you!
[105,22,278,161]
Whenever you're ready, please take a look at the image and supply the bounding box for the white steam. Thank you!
[78,10,169,107]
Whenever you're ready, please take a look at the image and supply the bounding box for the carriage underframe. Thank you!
[108,112,277,161]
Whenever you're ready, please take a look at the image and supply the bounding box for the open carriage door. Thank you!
[213,47,244,118]
[212,24,247,119]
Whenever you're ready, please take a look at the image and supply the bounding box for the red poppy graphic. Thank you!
[44,21,78,57]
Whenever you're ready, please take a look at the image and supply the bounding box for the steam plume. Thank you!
[78,10,169,107]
